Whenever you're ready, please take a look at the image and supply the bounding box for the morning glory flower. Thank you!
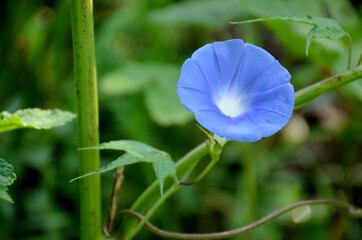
[177,39,295,142]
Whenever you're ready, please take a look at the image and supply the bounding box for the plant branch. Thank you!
[123,183,180,240]
[103,167,125,237]
[69,0,101,239]
[357,53,362,66]
[179,153,220,186]
[119,200,362,240]
[294,65,362,109]
[126,141,210,216]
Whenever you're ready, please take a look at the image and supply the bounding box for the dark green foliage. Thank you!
[0,158,16,203]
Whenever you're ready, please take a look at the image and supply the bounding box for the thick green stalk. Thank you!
[294,65,362,109]
[118,66,362,239]
[70,1,101,240]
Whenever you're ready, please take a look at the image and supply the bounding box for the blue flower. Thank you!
[177,39,295,142]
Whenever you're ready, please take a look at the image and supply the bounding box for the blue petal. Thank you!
[223,116,262,142]
[177,87,215,112]
[194,108,229,136]
[190,43,223,97]
[210,40,245,96]
[194,108,262,142]
[177,58,211,93]
[228,43,275,96]
[243,109,290,137]
[241,60,291,96]
[245,84,295,118]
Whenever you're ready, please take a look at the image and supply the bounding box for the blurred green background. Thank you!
[0,0,361,239]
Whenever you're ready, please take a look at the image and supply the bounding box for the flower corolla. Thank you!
[177,39,295,142]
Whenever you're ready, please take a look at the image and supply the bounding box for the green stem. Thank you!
[69,1,101,239]
[180,153,220,185]
[294,65,362,109]
[129,142,209,215]
[118,199,361,239]
[123,183,180,240]
[357,53,362,66]
[123,148,219,240]
[116,141,222,239]
[104,167,125,237]
[118,66,362,239]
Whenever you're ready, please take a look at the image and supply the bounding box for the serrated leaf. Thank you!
[0,108,76,133]
[0,158,17,203]
[305,24,345,55]
[72,140,176,196]
[232,15,347,55]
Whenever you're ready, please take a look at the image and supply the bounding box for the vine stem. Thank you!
[119,200,361,240]
[179,154,219,185]
[294,65,362,109]
[357,53,362,66]
[117,66,362,239]
[69,0,101,239]
[104,167,125,236]
[124,183,180,240]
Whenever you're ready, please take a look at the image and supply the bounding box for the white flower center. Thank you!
[217,95,243,117]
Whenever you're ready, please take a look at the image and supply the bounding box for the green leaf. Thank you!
[100,63,151,96]
[0,158,17,203]
[71,140,176,196]
[0,108,76,133]
[100,62,193,126]
[148,0,244,27]
[144,64,193,127]
[232,15,347,55]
